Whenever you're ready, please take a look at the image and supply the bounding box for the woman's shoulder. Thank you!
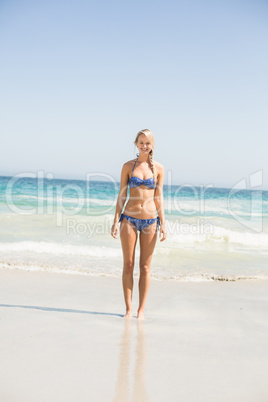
[121,159,136,173]
[122,159,136,168]
[154,160,164,171]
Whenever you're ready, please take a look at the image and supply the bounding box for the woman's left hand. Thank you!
[159,225,167,242]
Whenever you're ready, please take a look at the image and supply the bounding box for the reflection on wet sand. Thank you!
[112,319,148,402]
[132,320,148,402]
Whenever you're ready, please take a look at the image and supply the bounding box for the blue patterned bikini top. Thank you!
[128,157,156,189]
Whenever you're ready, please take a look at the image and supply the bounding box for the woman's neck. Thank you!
[137,154,150,164]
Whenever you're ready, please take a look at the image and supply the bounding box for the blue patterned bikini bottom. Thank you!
[119,213,161,232]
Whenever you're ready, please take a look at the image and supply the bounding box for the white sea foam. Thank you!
[167,223,268,248]
[1,260,267,282]
[0,241,122,257]
[163,198,267,216]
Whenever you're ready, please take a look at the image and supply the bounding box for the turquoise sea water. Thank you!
[0,175,268,281]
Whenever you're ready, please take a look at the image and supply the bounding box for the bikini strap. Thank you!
[131,158,138,178]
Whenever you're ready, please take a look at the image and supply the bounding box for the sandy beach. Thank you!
[0,269,268,402]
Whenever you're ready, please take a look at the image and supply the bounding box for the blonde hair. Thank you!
[134,129,157,185]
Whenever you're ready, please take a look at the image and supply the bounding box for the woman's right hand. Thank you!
[111,222,119,239]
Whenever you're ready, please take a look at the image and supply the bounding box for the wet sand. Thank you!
[0,268,268,402]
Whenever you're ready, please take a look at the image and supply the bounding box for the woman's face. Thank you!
[136,134,152,155]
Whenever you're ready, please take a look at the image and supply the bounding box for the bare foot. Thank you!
[137,310,144,320]
[123,310,132,319]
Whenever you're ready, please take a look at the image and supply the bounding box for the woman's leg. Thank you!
[138,222,158,319]
[120,218,138,318]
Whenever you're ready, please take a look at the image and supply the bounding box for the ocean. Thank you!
[0,174,268,282]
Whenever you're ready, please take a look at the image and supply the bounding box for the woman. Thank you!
[111,129,167,319]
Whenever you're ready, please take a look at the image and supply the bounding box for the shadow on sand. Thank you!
[0,303,124,318]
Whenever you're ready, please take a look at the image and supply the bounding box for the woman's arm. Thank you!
[154,164,167,242]
[111,163,129,238]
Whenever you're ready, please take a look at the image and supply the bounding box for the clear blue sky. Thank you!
[1,0,268,190]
